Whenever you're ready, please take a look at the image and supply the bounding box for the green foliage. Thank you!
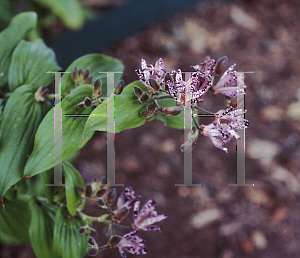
[61,53,124,97]
[29,198,59,258]
[9,39,60,92]
[84,81,150,135]
[24,85,95,178]
[0,85,51,200]
[63,161,85,216]
[0,12,37,88]
[0,9,184,258]
[0,198,31,243]
[33,0,85,30]
[53,206,88,258]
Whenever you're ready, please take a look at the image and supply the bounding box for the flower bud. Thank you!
[76,186,84,195]
[96,189,106,197]
[161,106,182,116]
[96,198,106,208]
[89,228,98,238]
[87,246,98,256]
[78,102,85,108]
[112,207,129,223]
[215,56,228,76]
[134,86,143,98]
[72,67,78,81]
[85,76,93,85]
[83,69,90,80]
[106,188,116,206]
[85,184,92,198]
[88,236,97,246]
[78,68,83,78]
[35,85,49,102]
[78,226,87,234]
[140,111,149,118]
[114,80,125,95]
[108,235,122,248]
[149,78,160,91]
[139,92,149,103]
[147,103,156,115]
[84,97,92,107]
[93,78,102,96]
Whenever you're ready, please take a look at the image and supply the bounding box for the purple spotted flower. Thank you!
[112,187,137,223]
[212,64,246,98]
[131,197,167,232]
[167,56,216,104]
[135,58,166,93]
[200,107,250,152]
[117,231,147,258]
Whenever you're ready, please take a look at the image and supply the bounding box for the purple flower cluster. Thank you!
[86,187,167,258]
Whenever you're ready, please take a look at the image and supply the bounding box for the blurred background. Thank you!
[1,0,300,257]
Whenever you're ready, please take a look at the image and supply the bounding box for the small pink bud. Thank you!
[215,56,228,76]
[149,78,160,91]
[106,188,116,206]
[134,86,143,98]
[114,80,125,95]
[108,235,122,248]
[161,106,182,116]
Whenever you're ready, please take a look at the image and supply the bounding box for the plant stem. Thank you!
[79,212,110,224]
[192,115,201,130]
[193,105,215,115]
[46,93,55,100]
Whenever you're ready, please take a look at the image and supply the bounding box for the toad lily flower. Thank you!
[115,231,147,258]
[212,64,246,98]
[201,107,250,152]
[136,58,166,93]
[167,56,216,104]
[131,198,167,232]
[112,187,137,223]
[200,123,229,153]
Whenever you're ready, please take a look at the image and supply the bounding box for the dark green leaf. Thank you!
[155,98,185,129]
[0,12,37,89]
[9,39,60,92]
[61,53,124,97]
[40,169,55,203]
[33,0,85,30]
[24,85,95,178]
[0,197,31,243]
[0,85,51,201]
[53,206,88,258]
[29,198,59,258]
[63,161,85,216]
[83,80,150,135]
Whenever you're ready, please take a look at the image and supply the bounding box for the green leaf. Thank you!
[29,198,59,258]
[0,12,37,89]
[83,81,150,135]
[8,39,61,92]
[62,53,124,97]
[40,169,55,203]
[24,85,95,178]
[155,98,185,129]
[33,0,85,30]
[0,198,31,243]
[0,85,51,201]
[0,0,12,31]
[63,161,85,216]
[53,206,88,258]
